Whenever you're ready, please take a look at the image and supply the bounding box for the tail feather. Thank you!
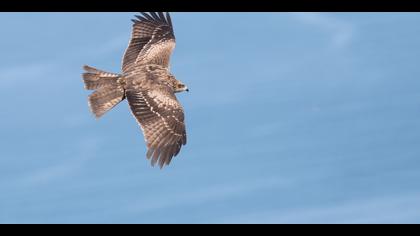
[82,65,125,118]
[82,65,121,90]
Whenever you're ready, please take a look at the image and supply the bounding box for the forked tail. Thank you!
[82,65,125,118]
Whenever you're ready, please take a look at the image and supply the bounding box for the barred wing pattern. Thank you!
[122,12,175,72]
[126,84,187,168]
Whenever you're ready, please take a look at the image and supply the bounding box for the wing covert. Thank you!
[126,85,186,168]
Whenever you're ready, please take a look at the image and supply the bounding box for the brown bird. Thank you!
[82,12,188,168]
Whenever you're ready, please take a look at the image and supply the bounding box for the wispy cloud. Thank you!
[0,62,56,89]
[218,192,420,223]
[85,34,128,58]
[6,136,103,187]
[290,13,355,48]
[126,176,292,214]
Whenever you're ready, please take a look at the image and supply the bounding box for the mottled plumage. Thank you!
[82,12,188,168]
[122,12,175,72]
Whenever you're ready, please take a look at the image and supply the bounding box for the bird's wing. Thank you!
[126,81,186,168]
[122,12,175,72]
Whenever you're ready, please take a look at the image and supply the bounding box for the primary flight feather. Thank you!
[82,12,188,168]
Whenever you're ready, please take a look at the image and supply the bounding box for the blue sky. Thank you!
[0,13,420,223]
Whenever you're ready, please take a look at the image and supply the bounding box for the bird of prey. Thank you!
[82,12,188,168]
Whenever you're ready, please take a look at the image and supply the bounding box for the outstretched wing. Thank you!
[122,12,175,72]
[126,83,187,168]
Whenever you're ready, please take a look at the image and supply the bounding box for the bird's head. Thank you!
[174,80,189,93]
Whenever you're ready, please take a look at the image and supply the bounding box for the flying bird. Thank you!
[82,12,188,168]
